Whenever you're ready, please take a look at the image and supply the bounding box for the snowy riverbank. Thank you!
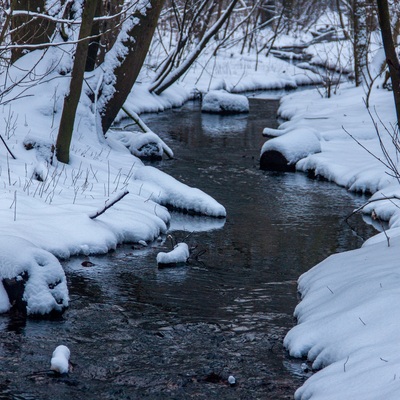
[267,83,400,399]
[0,44,322,316]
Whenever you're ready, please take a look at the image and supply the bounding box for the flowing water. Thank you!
[0,94,376,399]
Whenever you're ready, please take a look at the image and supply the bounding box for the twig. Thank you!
[89,190,129,219]
[344,356,349,372]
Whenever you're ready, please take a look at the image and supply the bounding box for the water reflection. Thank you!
[168,212,225,232]
[201,113,248,136]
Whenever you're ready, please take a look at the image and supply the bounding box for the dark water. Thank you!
[0,96,376,399]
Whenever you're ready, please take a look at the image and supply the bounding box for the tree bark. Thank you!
[55,0,99,164]
[353,0,368,86]
[99,0,165,134]
[10,0,56,63]
[376,0,400,127]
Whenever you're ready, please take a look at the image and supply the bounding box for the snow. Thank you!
[284,236,400,400]
[0,235,68,315]
[133,166,226,217]
[261,129,321,165]
[156,242,189,266]
[50,345,70,374]
[201,90,249,114]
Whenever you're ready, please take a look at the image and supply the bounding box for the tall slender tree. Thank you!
[376,0,400,127]
[55,0,98,164]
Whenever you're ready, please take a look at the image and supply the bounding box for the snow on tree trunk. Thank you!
[97,0,165,134]
[353,0,369,86]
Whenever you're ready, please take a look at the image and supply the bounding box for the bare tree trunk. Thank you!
[55,0,99,164]
[376,0,400,127]
[10,0,55,63]
[353,0,368,86]
[98,0,166,134]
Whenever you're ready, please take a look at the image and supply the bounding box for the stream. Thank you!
[0,93,376,399]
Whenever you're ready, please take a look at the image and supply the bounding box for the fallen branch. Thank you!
[121,106,174,159]
[345,194,400,245]
[0,133,16,159]
[89,190,129,219]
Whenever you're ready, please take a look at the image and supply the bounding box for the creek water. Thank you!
[0,94,376,399]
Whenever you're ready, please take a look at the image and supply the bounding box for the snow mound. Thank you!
[108,130,173,160]
[201,90,249,114]
[51,345,70,374]
[284,236,400,400]
[0,235,69,316]
[134,166,226,217]
[157,242,189,267]
[260,129,321,169]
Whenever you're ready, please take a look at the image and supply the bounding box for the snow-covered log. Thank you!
[260,129,321,172]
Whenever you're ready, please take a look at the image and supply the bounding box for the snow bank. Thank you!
[156,242,189,267]
[274,74,400,399]
[134,166,226,217]
[284,236,400,400]
[0,235,69,315]
[265,84,395,193]
[201,90,249,114]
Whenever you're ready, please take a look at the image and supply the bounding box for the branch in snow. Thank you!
[89,190,129,219]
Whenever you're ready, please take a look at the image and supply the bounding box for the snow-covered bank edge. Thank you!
[269,84,400,399]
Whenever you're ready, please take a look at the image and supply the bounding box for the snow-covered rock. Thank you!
[108,130,173,160]
[157,242,190,267]
[0,236,69,316]
[201,90,249,114]
[260,129,321,171]
[50,345,70,374]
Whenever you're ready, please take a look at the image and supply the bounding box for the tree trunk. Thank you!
[353,0,368,86]
[376,0,400,127]
[10,0,55,63]
[55,0,99,164]
[98,0,166,134]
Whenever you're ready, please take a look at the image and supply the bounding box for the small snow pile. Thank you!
[201,90,249,114]
[108,130,173,160]
[284,235,400,400]
[157,242,189,267]
[134,166,226,217]
[50,345,70,374]
[0,236,69,315]
[260,129,321,169]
